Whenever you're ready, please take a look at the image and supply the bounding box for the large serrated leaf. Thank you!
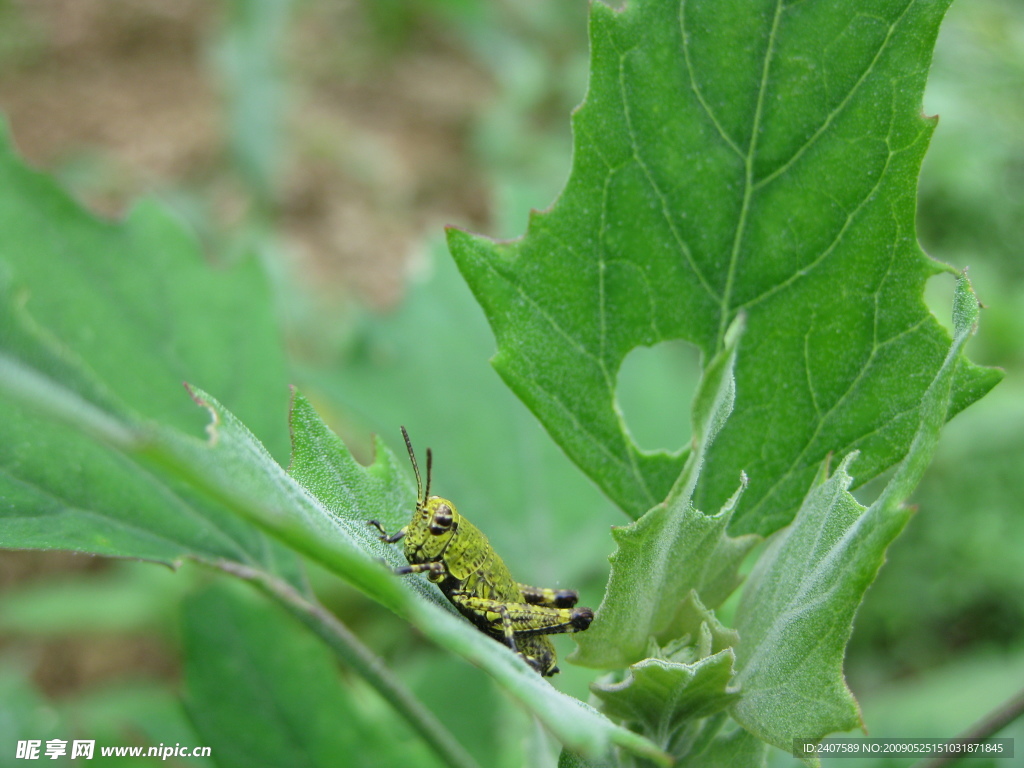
[447,0,1001,536]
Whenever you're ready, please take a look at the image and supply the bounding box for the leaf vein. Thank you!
[614,46,719,304]
[718,0,784,347]
[752,1,917,191]
[678,0,744,159]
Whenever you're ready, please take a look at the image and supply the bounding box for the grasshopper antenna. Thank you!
[425,447,433,501]
[401,426,428,505]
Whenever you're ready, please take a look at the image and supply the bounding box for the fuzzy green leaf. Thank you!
[447,0,1001,535]
[584,566,743,759]
[571,319,757,669]
[663,591,741,659]
[590,651,739,745]
[729,276,982,757]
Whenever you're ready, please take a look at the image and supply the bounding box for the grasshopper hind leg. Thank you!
[517,583,579,608]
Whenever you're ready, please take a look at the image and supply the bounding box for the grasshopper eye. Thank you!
[428,503,453,535]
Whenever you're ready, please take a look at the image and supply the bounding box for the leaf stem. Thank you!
[213,560,481,768]
[914,686,1024,768]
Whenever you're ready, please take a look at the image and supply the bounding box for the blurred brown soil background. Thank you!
[0,0,492,307]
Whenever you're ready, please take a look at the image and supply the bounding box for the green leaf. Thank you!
[571,319,757,669]
[0,119,290,454]
[729,275,982,757]
[663,591,740,659]
[0,335,303,587]
[590,651,738,749]
[181,581,437,768]
[447,0,1001,535]
[0,118,297,577]
[583,563,743,759]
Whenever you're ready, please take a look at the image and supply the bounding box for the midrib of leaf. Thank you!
[738,93,921,321]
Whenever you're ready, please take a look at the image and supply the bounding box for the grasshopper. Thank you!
[369,427,593,676]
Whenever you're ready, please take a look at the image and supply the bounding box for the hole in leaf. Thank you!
[924,270,957,338]
[615,339,701,453]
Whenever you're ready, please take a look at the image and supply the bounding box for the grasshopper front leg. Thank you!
[393,561,447,578]
[368,519,406,544]
[368,520,447,578]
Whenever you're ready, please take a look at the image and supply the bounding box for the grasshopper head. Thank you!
[400,427,460,564]
[404,495,459,562]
